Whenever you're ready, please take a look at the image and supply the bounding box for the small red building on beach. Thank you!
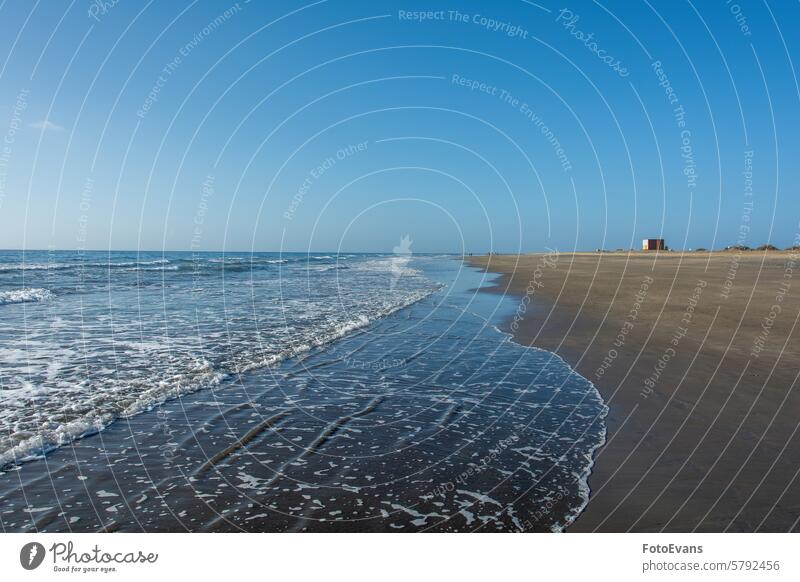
[642,238,665,251]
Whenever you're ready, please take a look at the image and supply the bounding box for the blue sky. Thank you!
[0,0,798,253]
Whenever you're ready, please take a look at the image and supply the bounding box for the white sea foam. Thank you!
[489,316,609,533]
[0,259,171,272]
[0,288,54,305]
[121,265,179,271]
[235,288,438,375]
[0,254,442,468]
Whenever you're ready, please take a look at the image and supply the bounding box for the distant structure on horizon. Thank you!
[642,238,666,251]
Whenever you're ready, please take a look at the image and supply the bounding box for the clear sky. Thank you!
[0,0,798,253]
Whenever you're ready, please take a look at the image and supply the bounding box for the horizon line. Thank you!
[0,248,468,254]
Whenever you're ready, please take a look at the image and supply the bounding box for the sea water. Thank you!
[0,251,606,531]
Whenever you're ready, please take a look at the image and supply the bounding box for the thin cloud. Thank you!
[29,120,65,132]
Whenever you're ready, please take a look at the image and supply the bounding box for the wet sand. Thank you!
[468,251,800,532]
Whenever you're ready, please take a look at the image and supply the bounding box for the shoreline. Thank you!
[0,257,602,532]
[481,273,609,533]
[488,325,609,532]
[468,251,800,532]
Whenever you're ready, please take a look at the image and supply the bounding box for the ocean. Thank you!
[0,250,606,531]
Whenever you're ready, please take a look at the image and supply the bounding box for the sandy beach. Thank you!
[468,251,800,532]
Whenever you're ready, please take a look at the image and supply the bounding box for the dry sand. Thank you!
[468,251,800,532]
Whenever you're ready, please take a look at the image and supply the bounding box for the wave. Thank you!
[0,257,311,275]
[105,259,171,267]
[234,287,440,376]
[0,288,54,305]
[0,285,441,469]
[208,258,287,264]
[121,265,180,272]
[489,332,608,533]
[0,358,226,468]
[0,259,170,273]
[0,254,395,279]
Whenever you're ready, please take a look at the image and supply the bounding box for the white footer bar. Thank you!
[1,533,796,581]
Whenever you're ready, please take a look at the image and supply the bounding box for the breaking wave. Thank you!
[0,288,54,305]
